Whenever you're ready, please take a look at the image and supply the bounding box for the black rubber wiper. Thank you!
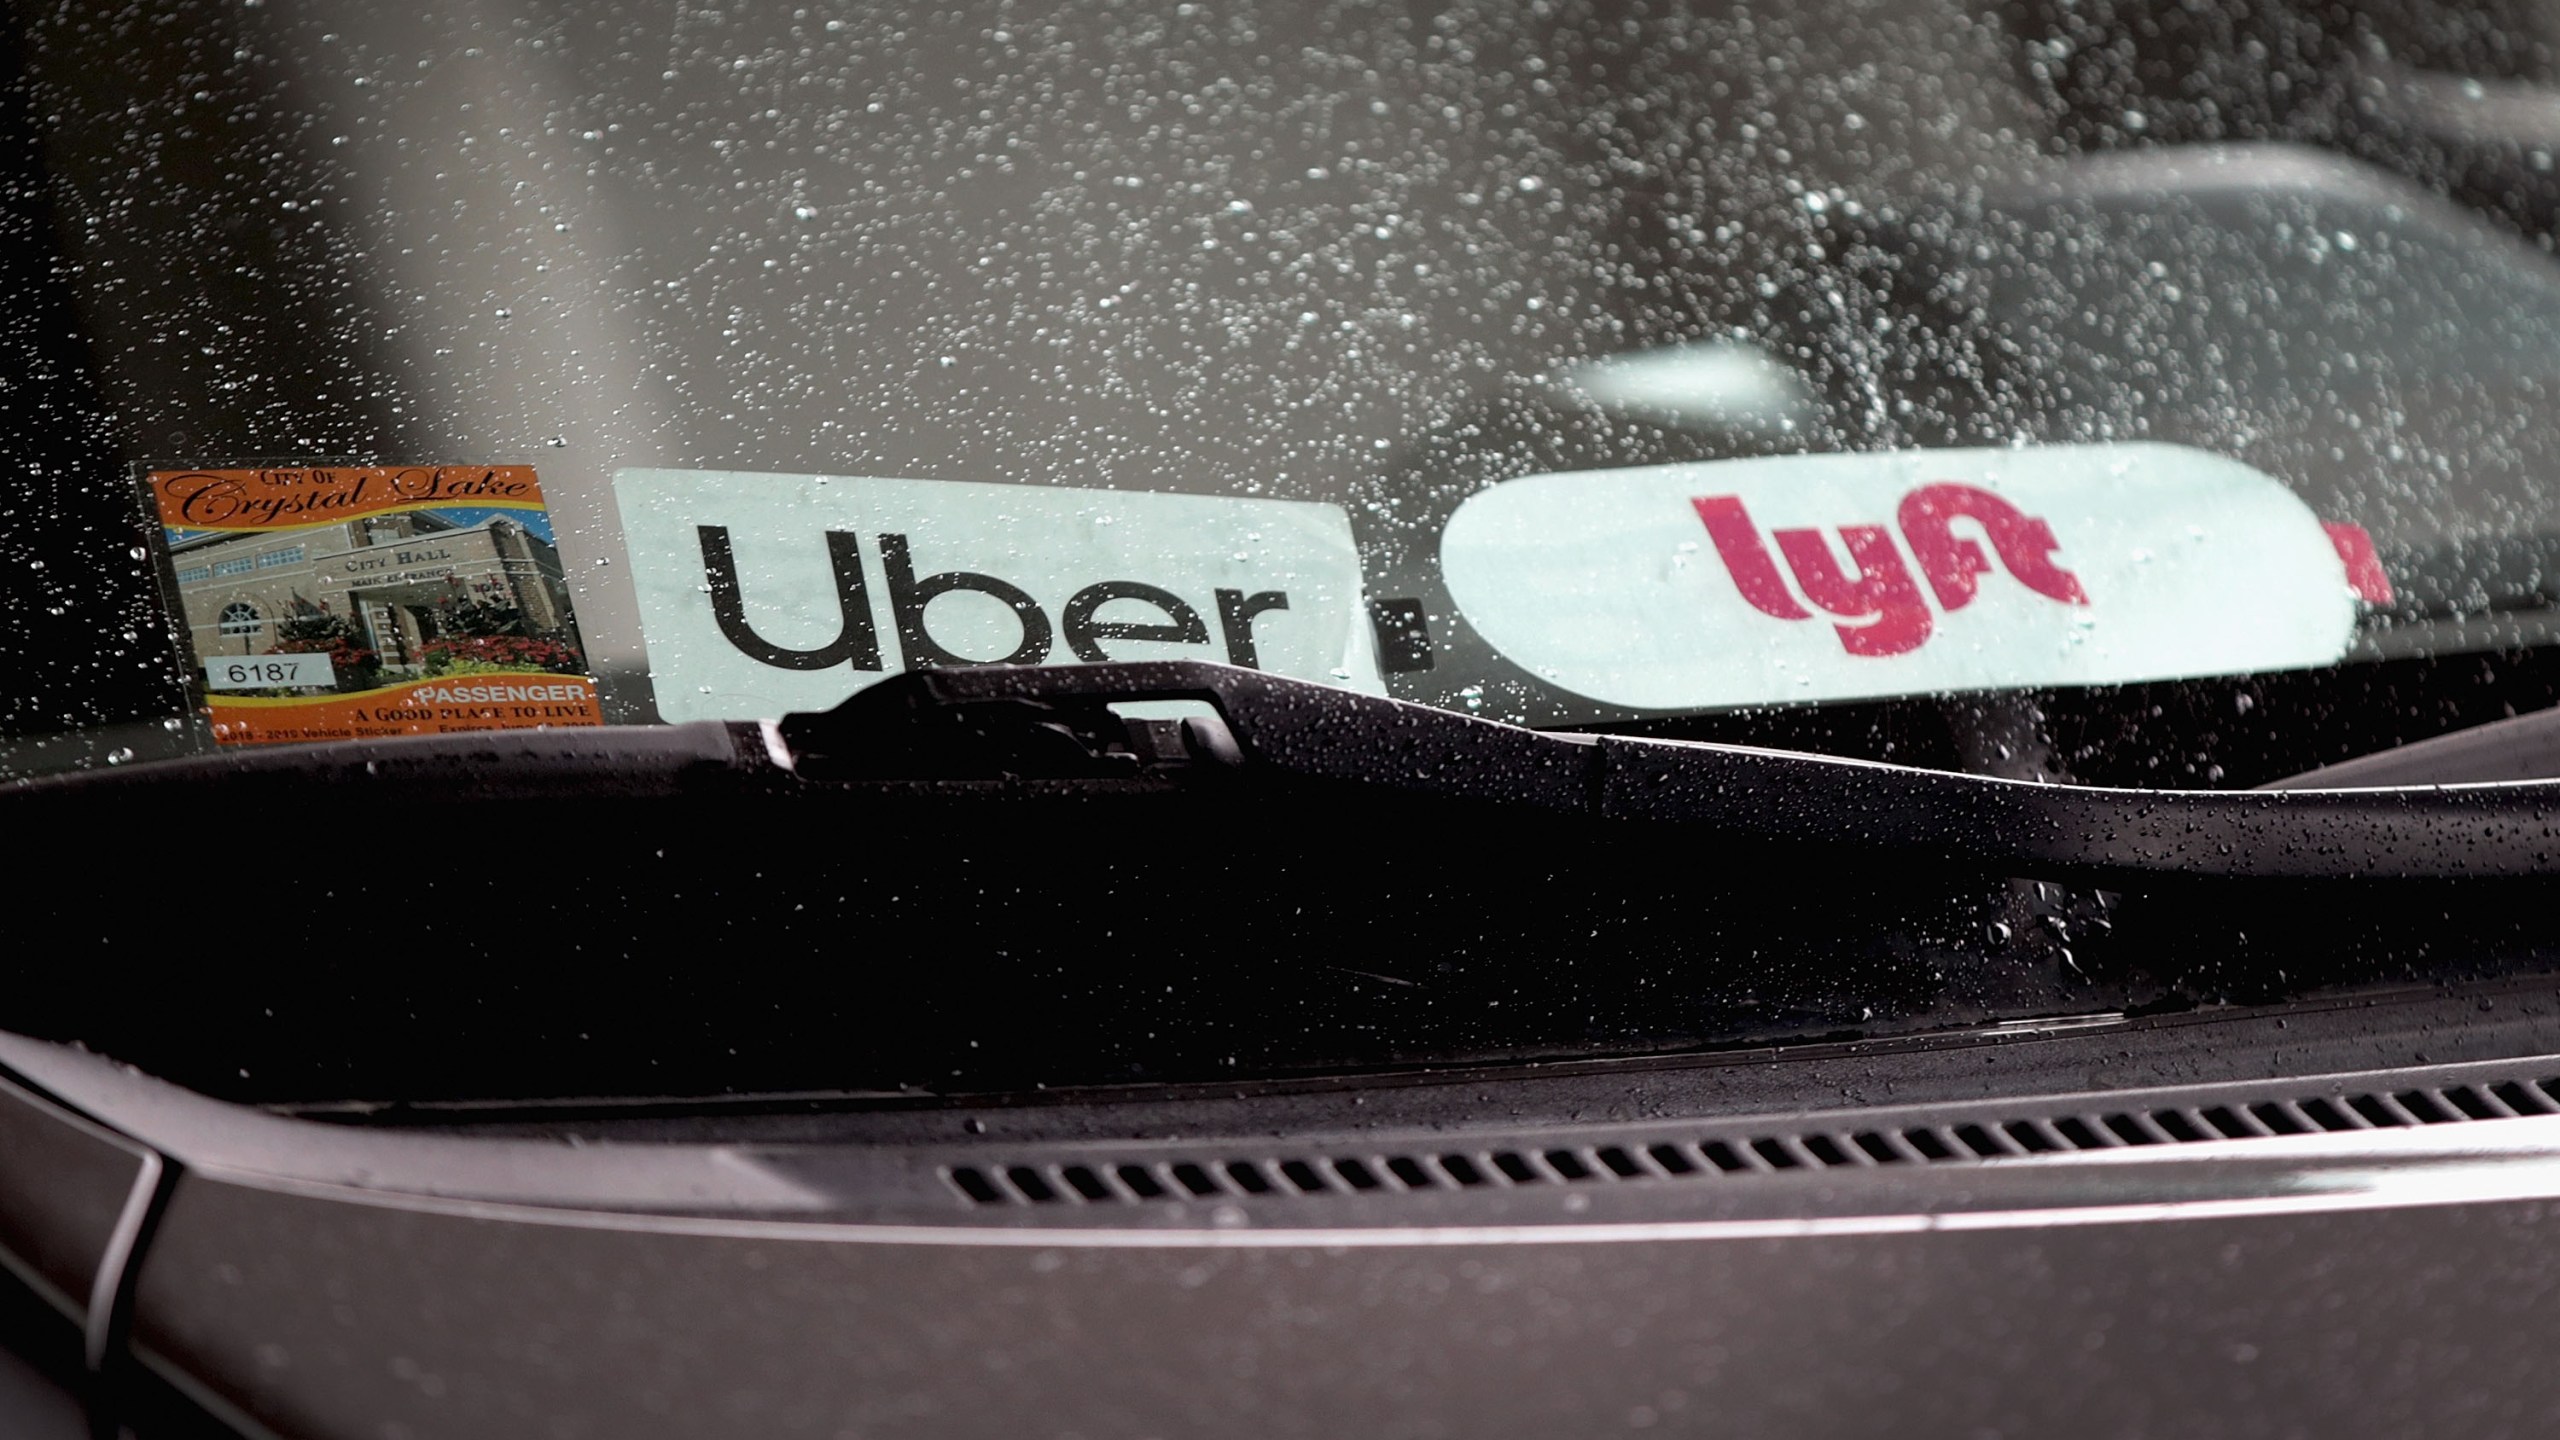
[15,660,2560,882]
[777,661,2560,882]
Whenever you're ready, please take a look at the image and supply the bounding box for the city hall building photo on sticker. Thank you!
[167,510,579,668]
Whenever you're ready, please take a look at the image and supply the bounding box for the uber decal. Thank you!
[616,469,1382,722]
[1439,443,2365,711]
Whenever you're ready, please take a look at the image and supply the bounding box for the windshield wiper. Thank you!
[779,662,2560,882]
[16,660,2560,883]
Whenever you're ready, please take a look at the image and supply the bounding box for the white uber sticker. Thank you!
[1439,443,2360,711]
[616,469,1382,722]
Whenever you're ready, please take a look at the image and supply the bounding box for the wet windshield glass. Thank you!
[9,0,2560,784]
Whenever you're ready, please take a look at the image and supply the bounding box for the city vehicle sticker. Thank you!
[140,464,601,745]
[1438,443,2366,711]
[616,469,1383,722]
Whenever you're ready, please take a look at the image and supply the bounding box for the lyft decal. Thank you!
[617,470,1381,722]
[1440,444,2364,712]
[1690,484,2092,658]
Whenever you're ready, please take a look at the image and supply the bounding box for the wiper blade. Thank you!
[14,661,2560,883]
[779,661,2560,882]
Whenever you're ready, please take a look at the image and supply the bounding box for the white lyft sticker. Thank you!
[615,470,1382,722]
[1439,443,2360,711]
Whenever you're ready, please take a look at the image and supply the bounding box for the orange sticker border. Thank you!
[145,465,549,532]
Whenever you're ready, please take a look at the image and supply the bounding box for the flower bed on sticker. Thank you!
[418,635,587,676]
[265,614,379,692]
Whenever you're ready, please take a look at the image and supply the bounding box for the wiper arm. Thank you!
[779,661,2560,883]
[15,661,2560,883]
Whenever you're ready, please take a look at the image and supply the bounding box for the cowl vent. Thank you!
[943,1065,2560,1208]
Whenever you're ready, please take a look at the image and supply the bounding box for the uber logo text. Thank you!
[696,525,1294,674]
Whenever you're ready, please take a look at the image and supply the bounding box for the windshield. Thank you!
[9,0,2560,784]
[19,0,2560,1106]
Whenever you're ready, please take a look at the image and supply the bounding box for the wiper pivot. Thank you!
[775,668,1244,780]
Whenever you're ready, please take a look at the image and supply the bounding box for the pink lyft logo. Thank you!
[1691,484,2088,657]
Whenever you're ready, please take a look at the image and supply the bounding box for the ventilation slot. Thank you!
[2052,1117,2112,1150]
[942,1063,2560,1205]
[1544,1150,1597,1181]
[2445,1087,2507,1121]
[1386,1156,1437,1188]
[1277,1159,1330,1194]
[1952,1123,2012,1158]
[2150,1110,2208,1142]
[1700,1141,1754,1173]
[2296,1098,2368,1132]
[1646,1143,1699,1174]
[1744,1138,1797,1170]
[1332,1159,1386,1192]
[2494,1080,2560,1115]
[2349,1094,2413,1128]
[2012,1120,2069,1152]
[2101,1114,2161,1146]
[1801,1135,1859,1167]
[2198,1106,2262,1140]
[2396,1090,2461,1124]
[1853,1132,1906,1163]
[2248,1103,2310,1135]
